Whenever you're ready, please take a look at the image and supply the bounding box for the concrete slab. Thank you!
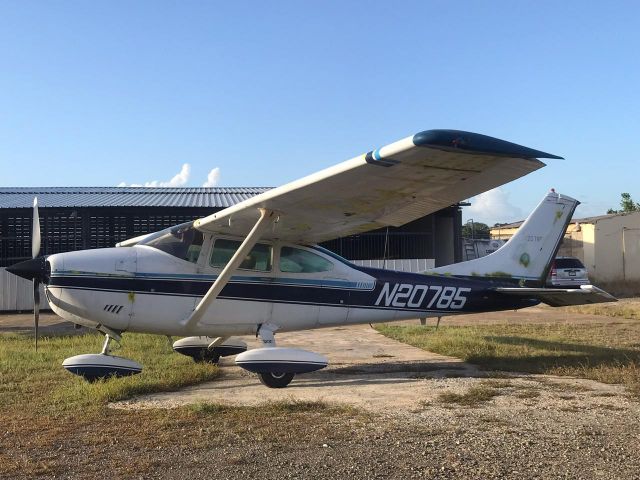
[0,312,89,336]
[113,324,482,412]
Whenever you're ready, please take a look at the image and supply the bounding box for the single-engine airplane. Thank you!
[7,129,616,388]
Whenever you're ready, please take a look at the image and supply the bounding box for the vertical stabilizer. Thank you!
[430,191,579,284]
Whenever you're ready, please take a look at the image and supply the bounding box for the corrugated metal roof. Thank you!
[0,187,272,209]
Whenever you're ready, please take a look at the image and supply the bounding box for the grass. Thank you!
[376,322,640,398]
[189,399,348,415]
[0,329,363,478]
[0,331,220,416]
[561,298,640,320]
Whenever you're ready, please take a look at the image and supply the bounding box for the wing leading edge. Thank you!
[195,129,561,243]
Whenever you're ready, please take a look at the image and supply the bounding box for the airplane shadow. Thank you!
[469,335,640,373]
[329,360,470,375]
[285,360,482,389]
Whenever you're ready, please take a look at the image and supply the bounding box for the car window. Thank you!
[555,258,585,269]
[210,239,272,271]
[280,247,334,273]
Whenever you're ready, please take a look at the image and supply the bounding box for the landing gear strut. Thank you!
[101,333,114,355]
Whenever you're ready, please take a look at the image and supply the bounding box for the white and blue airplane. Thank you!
[7,129,615,388]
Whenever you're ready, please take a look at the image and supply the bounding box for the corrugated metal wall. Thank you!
[0,268,50,311]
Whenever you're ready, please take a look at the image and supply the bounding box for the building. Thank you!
[0,187,464,310]
[491,212,640,289]
[0,187,463,266]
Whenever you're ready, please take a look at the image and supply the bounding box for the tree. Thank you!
[462,221,490,239]
[607,193,640,214]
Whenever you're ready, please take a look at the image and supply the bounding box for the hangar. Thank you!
[0,186,464,310]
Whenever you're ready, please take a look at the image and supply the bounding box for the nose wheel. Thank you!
[258,371,295,388]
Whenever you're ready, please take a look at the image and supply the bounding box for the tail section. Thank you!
[430,191,579,285]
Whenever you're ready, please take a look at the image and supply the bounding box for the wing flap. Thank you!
[495,285,617,307]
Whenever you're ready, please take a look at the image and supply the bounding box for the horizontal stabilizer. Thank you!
[495,285,617,307]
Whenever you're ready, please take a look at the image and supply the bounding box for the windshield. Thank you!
[310,245,353,266]
[139,221,204,263]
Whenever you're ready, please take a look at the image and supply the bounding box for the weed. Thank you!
[437,385,501,407]
[481,379,512,389]
[515,390,540,399]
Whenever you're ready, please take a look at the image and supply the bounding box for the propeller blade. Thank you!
[32,197,41,259]
[33,280,40,351]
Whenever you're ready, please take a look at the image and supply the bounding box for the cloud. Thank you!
[202,167,220,187]
[463,188,524,225]
[118,163,191,187]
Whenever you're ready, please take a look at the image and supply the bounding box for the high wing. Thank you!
[195,129,562,243]
[495,285,617,307]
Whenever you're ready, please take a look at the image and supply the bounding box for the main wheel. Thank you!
[258,371,295,388]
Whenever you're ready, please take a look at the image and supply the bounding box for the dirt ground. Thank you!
[2,308,640,479]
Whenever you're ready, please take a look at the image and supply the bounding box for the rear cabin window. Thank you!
[280,247,333,273]
[555,258,585,269]
[210,239,273,271]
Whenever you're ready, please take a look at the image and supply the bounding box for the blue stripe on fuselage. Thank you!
[48,269,539,314]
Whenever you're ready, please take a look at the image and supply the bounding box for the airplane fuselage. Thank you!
[44,241,539,338]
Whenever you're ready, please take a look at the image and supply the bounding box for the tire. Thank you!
[258,372,295,388]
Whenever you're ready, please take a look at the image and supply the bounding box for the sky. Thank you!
[1,1,639,225]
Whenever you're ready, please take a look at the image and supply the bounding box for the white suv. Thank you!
[547,256,589,288]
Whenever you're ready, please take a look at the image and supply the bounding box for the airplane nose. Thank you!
[6,256,50,282]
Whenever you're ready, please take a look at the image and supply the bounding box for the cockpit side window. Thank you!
[210,239,273,272]
[139,222,204,263]
[280,247,334,273]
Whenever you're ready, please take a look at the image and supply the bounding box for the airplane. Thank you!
[6,129,616,388]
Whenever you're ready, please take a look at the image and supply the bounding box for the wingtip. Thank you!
[412,129,563,160]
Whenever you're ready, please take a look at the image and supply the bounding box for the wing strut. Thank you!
[183,208,276,332]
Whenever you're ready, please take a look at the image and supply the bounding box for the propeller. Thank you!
[32,197,41,351]
[5,197,48,350]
